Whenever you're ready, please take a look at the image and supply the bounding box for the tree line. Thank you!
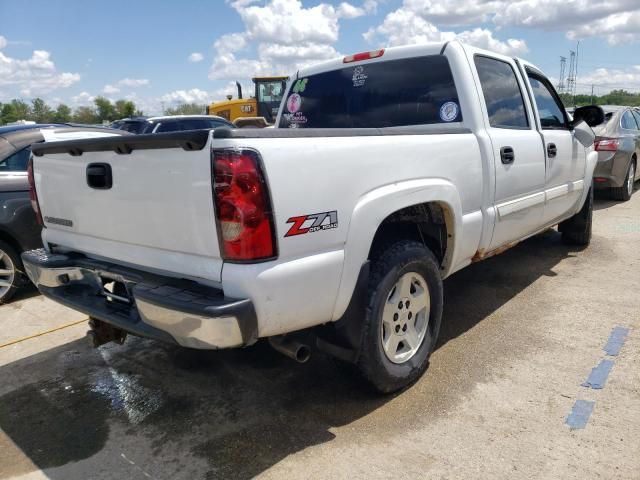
[3,89,636,126]
[0,97,141,125]
[0,97,208,126]
[560,89,640,108]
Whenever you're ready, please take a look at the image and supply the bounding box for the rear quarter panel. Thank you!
[217,133,483,336]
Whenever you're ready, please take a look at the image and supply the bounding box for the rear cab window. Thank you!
[278,55,463,128]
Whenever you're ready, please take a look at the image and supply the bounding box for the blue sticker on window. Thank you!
[439,102,459,122]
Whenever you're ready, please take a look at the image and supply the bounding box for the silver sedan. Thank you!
[592,105,640,201]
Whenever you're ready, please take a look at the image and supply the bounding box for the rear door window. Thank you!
[156,121,181,133]
[181,119,209,130]
[621,110,639,130]
[474,56,529,129]
[279,55,462,128]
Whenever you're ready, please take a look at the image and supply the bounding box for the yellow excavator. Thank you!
[206,76,288,128]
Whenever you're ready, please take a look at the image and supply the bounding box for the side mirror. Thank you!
[572,105,605,127]
[573,119,595,148]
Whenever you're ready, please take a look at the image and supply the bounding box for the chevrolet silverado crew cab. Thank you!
[23,42,603,393]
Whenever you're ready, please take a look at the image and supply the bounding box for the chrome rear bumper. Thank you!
[21,249,258,349]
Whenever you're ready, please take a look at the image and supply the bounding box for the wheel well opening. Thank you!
[0,230,21,257]
[368,202,449,267]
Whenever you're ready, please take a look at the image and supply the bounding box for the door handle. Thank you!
[86,163,112,189]
[547,143,557,158]
[500,146,515,164]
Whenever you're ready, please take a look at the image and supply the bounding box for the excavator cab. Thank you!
[253,77,288,123]
[207,76,289,126]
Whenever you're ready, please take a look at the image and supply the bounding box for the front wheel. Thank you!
[559,185,593,246]
[357,240,443,393]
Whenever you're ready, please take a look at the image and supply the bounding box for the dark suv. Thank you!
[111,115,234,134]
[0,124,125,303]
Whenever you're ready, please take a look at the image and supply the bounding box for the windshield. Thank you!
[278,55,462,129]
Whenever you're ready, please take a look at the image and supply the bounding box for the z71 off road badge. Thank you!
[285,211,338,237]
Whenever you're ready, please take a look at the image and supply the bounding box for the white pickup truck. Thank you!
[23,41,603,392]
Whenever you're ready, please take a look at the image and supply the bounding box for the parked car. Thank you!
[111,115,234,134]
[0,124,128,303]
[109,116,149,133]
[592,105,640,201]
[23,41,602,392]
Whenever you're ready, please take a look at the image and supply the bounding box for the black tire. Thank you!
[559,185,593,246]
[0,240,24,305]
[610,159,635,202]
[357,240,443,393]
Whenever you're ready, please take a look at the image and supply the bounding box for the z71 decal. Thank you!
[285,210,338,237]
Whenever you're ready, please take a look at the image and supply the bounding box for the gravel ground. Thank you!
[0,191,638,480]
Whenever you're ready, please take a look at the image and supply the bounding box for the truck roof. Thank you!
[295,41,545,80]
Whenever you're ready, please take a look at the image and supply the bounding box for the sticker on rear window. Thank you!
[292,78,308,93]
[439,102,459,122]
[352,66,368,87]
[284,111,308,127]
[286,93,302,114]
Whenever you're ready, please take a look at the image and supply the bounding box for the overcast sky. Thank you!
[1,0,639,114]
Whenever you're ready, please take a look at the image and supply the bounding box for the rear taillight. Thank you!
[594,138,619,151]
[343,49,384,63]
[27,157,43,225]
[212,149,276,262]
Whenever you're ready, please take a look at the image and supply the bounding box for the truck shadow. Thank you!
[0,230,581,480]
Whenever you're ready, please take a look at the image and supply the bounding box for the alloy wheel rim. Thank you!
[628,164,635,196]
[380,271,430,364]
[0,249,15,299]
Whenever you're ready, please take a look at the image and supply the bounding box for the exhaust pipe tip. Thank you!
[269,336,311,363]
[294,344,311,363]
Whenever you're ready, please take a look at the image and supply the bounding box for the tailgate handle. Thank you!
[87,163,113,189]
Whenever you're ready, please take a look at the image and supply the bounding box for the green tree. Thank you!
[52,104,72,123]
[72,106,98,124]
[93,96,116,122]
[31,98,53,123]
[0,99,31,124]
[114,99,136,119]
[164,103,206,115]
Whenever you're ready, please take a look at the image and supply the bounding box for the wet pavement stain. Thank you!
[0,379,110,472]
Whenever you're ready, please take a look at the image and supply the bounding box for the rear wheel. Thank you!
[0,240,23,305]
[357,240,443,393]
[610,160,635,202]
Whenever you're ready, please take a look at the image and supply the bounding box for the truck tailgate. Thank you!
[32,132,223,282]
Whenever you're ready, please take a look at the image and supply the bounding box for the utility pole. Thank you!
[590,84,594,105]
